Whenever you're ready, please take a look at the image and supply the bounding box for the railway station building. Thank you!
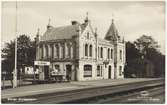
[35,14,126,81]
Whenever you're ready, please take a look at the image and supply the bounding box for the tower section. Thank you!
[105,19,126,79]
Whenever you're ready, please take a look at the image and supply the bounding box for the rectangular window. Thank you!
[101,66,103,76]
[97,65,100,76]
[119,66,122,76]
[54,65,60,72]
[84,65,92,77]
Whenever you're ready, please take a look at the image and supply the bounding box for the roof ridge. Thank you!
[40,23,84,41]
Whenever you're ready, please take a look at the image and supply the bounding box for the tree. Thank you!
[2,35,36,77]
[134,35,159,57]
[125,35,165,78]
[145,47,165,77]
[126,41,141,60]
[17,35,36,67]
[124,42,141,77]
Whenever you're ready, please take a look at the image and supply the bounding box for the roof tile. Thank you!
[41,23,87,41]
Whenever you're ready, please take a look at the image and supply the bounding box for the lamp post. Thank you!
[13,1,18,88]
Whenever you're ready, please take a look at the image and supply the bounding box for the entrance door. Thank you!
[108,66,111,79]
[44,66,49,80]
[66,65,72,81]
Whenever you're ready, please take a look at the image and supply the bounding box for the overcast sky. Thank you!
[2,1,165,54]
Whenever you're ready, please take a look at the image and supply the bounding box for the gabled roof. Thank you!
[105,19,120,41]
[40,22,87,41]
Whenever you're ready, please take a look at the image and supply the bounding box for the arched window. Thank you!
[51,45,54,58]
[62,45,65,58]
[59,45,62,58]
[98,47,100,58]
[48,45,51,58]
[89,45,92,57]
[111,49,113,59]
[45,45,48,58]
[56,45,59,58]
[70,46,73,58]
[53,44,57,58]
[87,32,89,39]
[40,45,43,59]
[101,47,103,58]
[43,45,46,58]
[67,45,71,58]
[108,48,110,59]
[85,44,88,56]
[120,50,122,60]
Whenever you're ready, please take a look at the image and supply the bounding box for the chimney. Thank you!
[71,21,78,25]
[47,18,53,30]
[84,12,89,23]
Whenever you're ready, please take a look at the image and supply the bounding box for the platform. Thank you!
[1,78,161,99]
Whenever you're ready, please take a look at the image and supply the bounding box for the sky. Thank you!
[1,1,165,54]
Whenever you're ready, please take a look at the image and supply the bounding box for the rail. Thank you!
[2,78,164,104]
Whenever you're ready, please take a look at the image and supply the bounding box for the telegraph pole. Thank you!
[13,1,18,88]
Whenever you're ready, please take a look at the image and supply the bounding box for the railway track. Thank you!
[2,79,165,104]
[69,85,164,103]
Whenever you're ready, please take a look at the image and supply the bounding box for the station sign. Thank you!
[34,61,50,66]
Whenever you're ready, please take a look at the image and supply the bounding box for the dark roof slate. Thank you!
[41,23,87,41]
[105,19,120,41]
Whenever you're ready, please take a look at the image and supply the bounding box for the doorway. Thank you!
[108,66,111,79]
[66,65,72,81]
[44,66,49,80]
